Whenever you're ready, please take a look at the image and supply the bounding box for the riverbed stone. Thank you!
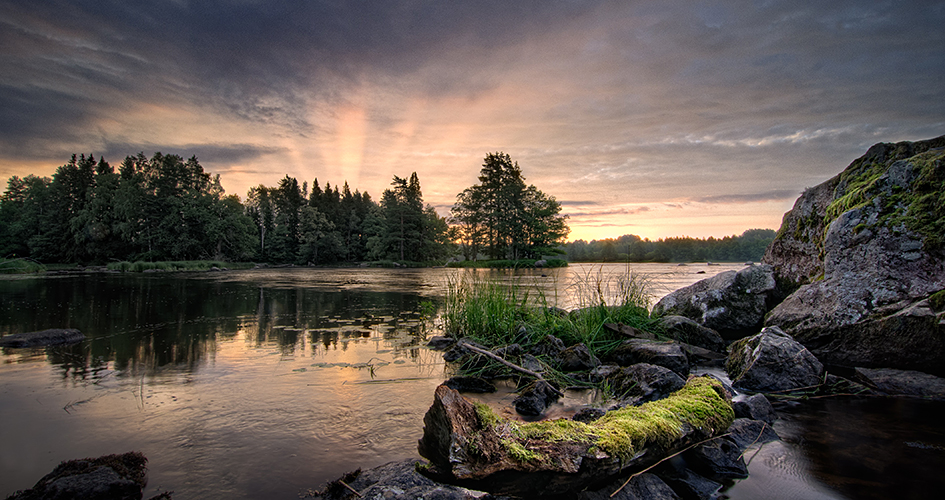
[727,418,780,451]
[608,363,686,406]
[513,379,562,416]
[530,334,565,357]
[659,316,726,353]
[444,376,496,393]
[726,326,824,393]
[312,459,492,500]
[576,473,681,500]
[426,336,455,350]
[6,451,149,500]
[683,436,749,480]
[651,264,779,337]
[0,328,85,348]
[853,367,945,399]
[732,393,776,424]
[557,343,601,371]
[656,460,721,500]
[603,322,657,340]
[607,339,689,378]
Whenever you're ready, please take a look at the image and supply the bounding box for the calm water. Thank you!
[2,263,942,499]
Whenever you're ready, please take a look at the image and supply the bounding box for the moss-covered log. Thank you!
[417,376,733,498]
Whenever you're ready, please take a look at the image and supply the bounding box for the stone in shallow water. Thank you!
[0,328,84,348]
[854,367,945,399]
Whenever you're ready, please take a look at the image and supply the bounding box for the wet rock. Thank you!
[603,323,657,340]
[0,328,84,348]
[530,334,565,357]
[576,473,681,500]
[310,459,491,500]
[726,326,824,393]
[608,363,686,406]
[513,379,562,416]
[656,459,721,500]
[820,373,876,396]
[607,339,689,378]
[854,367,945,399]
[651,264,779,337]
[7,451,149,500]
[492,343,523,358]
[557,343,601,371]
[444,376,496,393]
[571,407,606,423]
[426,336,455,350]
[442,339,486,362]
[659,316,726,353]
[683,436,748,481]
[732,394,776,424]
[727,418,780,452]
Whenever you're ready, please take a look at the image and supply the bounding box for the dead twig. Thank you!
[737,422,768,459]
[610,433,731,497]
[339,480,362,497]
[457,341,546,380]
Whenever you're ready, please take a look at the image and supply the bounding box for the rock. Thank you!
[530,334,565,357]
[727,418,780,451]
[820,373,876,396]
[557,343,601,371]
[725,326,824,393]
[427,336,455,350]
[603,323,657,340]
[513,380,562,416]
[853,367,945,399]
[7,452,149,500]
[608,363,686,405]
[652,264,780,337]
[444,376,496,393]
[763,137,945,374]
[658,316,725,353]
[656,460,721,500]
[683,436,748,481]
[576,473,681,500]
[442,339,486,362]
[607,339,689,378]
[417,379,734,498]
[0,328,85,348]
[572,407,607,423]
[732,394,776,424]
[312,459,490,500]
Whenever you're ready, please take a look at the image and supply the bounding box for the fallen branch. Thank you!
[610,433,732,498]
[457,341,546,380]
[339,480,362,497]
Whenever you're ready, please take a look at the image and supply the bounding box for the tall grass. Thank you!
[442,265,659,361]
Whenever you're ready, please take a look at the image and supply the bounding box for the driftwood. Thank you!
[417,376,734,498]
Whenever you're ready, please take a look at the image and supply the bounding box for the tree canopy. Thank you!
[450,152,569,260]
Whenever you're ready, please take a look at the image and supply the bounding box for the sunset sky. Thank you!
[1,1,942,242]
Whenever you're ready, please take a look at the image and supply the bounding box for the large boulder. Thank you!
[725,326,824,393]
[764,136,945,374]
[652,264,780,337]
[853,367,945,399]
[658,316,726,353]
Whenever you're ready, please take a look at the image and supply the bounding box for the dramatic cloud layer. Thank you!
[2,0,943,240]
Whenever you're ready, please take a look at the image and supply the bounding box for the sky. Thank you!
[1,1,943,242]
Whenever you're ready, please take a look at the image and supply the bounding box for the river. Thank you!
[1,263,943,499]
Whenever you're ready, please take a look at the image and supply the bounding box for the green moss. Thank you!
[501,438,543,462]
[474,401,502,429]
[818,150,945,252]
[929,290,945,312]
[501,377,733,462]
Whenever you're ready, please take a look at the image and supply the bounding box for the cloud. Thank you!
[696,190,800,204]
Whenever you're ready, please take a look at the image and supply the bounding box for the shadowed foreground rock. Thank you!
[726,326,824,393]
[5,452,150,500]
[417,378,733,498]
[0,329,84,348]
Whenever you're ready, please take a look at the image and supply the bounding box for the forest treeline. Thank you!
[0,151,570,265]
[563,230,776,263]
